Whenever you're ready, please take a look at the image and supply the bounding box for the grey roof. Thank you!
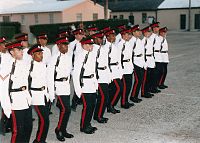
[158,0,200,9]
[97,0,165,12]
[0,0,86,14]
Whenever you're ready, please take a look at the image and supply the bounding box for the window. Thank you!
[119,15,124,19]
[129,15,134,25]
[34,14,39,24]
[113,15,117,19]
[142,13,147,23]
[3,16,10,22]
[76,13,82,21]
[93,13,98,20]
[49,13,54,24]
[21,15,25,25]
[195,14,200,29]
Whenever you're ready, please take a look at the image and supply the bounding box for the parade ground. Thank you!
[1,31,200,143]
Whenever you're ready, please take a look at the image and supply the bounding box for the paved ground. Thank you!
[1,31,200,143]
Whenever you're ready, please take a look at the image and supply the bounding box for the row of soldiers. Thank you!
[0,21,169,143]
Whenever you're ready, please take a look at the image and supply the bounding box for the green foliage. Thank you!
[30,19,129,43]
[0,22,21,39]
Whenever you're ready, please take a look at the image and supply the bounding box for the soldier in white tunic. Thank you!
[27,44,50,143]
[47,37,74,141]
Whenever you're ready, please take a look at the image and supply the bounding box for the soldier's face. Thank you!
[75,33,85,41]
[38,38,47,46]
[153,27,160,33]
[122,33,130,41]
[58,43,68,54]
[33,51,43,62]
[133,30,141,38]
[107,34,116,43]
[82,44,93,52]
[10,48,23,60]
[21,41,28,48]
[94,37,103,45]
[0,43,7,53]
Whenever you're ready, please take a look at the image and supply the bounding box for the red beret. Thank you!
[105,29,115,36]
[91,32,104,39]
[120,28,131,35]
[150,22,160,28]
[72,29,84,35]
[101,26,111,33]
[14,33,28,41]
[55,37,69,45]
[57,30,68,38]
[159,27,168,33]
[117,24,126,30]
[27,44,43,55]
[6,41,23,50]
[130,25,140,32]
[80,37,94,45]
[0,36,6,43]
[37,33,48,39]
[141,26,151,33]
[87,27,98,31]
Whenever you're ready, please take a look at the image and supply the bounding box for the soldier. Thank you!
[0,36,12,135]
[114,24,126,44]
[14,33,32,64]
[86,26,98,36]
[117,28,135,108]
[37,33,51,65]
[47,37,74,141]
[69,29,85,111]
[104,29,122,114]
[1,40,32,143]
[155,27,169,89]
[129,25,146,103]
[52,29,69,56]
[27,44,50,143]
[73,37,98,134]
[141,26,155,98]
[91,32,109,123]
[149,22,161,93]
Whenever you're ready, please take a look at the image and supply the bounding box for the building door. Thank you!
[195,14,200,29]
[180,14,186,30]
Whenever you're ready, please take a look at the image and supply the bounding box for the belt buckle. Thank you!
[41,86,45,90]
[63,78,67,81]
[90,74,94,78]
[116,62,119,65]
[21,86,26,91]
[104,66,107,70]
[127,59,130,62]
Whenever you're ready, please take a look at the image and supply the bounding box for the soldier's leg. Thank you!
[34,105,49,142]
[23,107,33,143]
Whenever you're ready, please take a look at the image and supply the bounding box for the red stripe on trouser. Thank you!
[122,76,126,105]
[81,94,87,129]
[11,111,17,143]
[98,84,105,118]
[131,71,138,97]
[159,74,164,86]
[34,106,45,141]
[111,79,120,106]
[141,70,147,95]
[57,96,65,130]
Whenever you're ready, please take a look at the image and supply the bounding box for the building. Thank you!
[96,0,200,31]
[0,0,106,33]
[157,0,200,31]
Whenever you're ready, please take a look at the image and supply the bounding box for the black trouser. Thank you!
[34,104,49,142]
[11,107,32,143]
[141,69,148,96]
[0,106,2,135]
[80,93,96,129]
[146,68,156,92]
[94,83,109,119]
[131,64,143,98]
[56,96,71,132]
[109,78,123,107]
[121,74,133,105]
[159,63,168,86]
[155,62,163,87]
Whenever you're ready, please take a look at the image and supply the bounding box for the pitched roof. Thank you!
[0,0,85,14]
[158,0,200,9]
[97,0,164,12]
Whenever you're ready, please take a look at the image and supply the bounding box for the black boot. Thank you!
[55,128,65,142]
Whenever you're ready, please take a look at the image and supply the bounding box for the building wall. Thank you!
[0,12,62,32]
[157,8,200,31]
[62,0,105,23]
[110,11,156,27]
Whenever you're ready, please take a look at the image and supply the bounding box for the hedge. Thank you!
[0,22,21,40]
[30,19,129,43]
